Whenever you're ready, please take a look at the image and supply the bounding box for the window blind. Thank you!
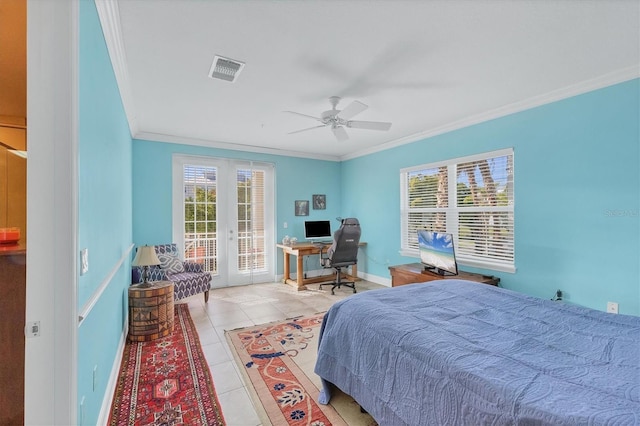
[401,149,515,272]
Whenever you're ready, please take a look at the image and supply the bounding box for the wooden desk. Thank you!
[277,242,365,291]
[388,263,499,287]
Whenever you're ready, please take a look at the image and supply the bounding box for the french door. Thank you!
[172,155,275,288]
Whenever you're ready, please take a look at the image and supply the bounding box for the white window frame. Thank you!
[400,148,515,273]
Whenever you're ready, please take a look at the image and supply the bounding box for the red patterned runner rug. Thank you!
[226,314,376,426]
[109,304,225,425]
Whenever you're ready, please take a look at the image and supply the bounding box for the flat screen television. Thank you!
[417,230,458,276]
[304,220,332,241]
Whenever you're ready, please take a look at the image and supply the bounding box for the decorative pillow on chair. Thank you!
[157,253,185,274]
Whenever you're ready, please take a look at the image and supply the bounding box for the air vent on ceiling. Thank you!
[208,55,245,82]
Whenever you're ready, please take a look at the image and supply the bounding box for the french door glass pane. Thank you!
[237,168,267,273]
[183,165,218,274]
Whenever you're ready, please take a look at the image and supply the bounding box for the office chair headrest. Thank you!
[342,218,359,227]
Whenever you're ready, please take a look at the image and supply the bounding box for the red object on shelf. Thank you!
[0,227,21,244]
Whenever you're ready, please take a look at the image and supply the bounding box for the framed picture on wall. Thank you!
[312,194,326,210]
[295,200,309,216]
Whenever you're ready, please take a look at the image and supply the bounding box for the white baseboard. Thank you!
[275,270,391,287]
[96,320,128,425]
[359,271,391,287]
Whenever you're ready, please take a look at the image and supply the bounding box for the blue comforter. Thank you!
[314,280,640,425]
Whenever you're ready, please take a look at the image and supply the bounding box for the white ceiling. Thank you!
[100,0,639,161]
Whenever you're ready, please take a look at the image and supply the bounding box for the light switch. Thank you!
[81,248,89,275]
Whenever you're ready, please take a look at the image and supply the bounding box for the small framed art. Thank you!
[312,194,326,210]
[295,200,309,216]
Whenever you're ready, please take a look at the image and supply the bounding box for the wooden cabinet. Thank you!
[0,245,25,425]
[128,281,175,342]
[388,263,499,287]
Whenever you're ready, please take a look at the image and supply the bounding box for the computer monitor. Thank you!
[304,220,332,241]
[418,230,458,276]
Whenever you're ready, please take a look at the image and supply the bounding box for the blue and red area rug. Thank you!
[109,304,225,425]
[226,314,376,426]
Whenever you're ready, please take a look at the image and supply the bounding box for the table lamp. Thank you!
[132,245,161,287]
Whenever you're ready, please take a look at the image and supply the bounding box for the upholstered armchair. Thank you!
[131,243,212,302]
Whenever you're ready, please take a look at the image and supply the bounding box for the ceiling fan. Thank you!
[284,96,392,142]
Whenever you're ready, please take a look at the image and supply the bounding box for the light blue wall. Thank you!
[75,0,638,423]
[78,1,133,424]
[131,140,341,272]
[132,81,639,315]
[342,79,640,315]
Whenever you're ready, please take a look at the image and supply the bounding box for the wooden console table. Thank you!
[128,281,175,342]
[388,263,499,287]
[277,242,366,290]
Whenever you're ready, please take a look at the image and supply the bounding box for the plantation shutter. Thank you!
[455,154,514,270]
[401,148,515,273]
[236,167,267,272]
[401,166,449,250]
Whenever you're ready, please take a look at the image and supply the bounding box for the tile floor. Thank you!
[180,279,386,426]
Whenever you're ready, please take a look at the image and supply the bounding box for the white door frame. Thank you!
[25,1,78,424]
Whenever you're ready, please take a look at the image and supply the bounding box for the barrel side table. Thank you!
[128,280,174,342]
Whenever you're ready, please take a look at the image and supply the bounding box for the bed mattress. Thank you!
[314,280,640,425]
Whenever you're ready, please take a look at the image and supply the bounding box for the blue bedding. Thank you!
[314,280,640,425]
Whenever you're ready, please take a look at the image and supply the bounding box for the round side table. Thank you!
[128,280,174,342]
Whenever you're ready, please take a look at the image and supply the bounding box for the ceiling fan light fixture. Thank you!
[285,97,392,142]
[208,55,245,82]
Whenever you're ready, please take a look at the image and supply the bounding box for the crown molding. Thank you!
[94,0,138,136]
[134,131,341,162]
[91,2,638,163]
[342,66,640,161]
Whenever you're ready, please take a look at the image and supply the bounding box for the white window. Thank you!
[400,148,515,273]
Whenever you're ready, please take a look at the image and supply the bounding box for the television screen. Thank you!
[417,230,458,276]
[304,220,332,240]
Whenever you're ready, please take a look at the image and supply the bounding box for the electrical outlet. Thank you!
[606,301,619,314]
[283,222,288,229]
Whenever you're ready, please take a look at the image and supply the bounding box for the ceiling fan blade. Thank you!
[288,124,327,135]
[347,120,392,131]
[283,111,322,121]
[332,125,349,142]
[337,100,367,120]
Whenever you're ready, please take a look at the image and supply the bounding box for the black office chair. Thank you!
[319,218,361,295]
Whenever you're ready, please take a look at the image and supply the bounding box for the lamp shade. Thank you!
[132,245,161,267]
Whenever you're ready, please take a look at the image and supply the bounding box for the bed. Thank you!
[314,280,640,425]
